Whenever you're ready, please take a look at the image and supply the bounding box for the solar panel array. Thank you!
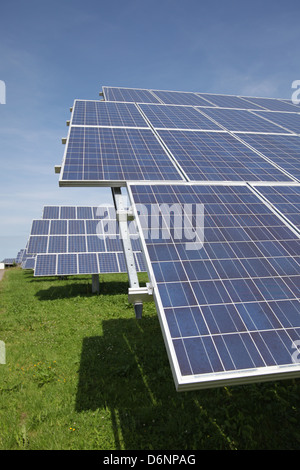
[26,206,146,277]
[55,86,300,390]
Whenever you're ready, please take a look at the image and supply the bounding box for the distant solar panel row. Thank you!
[21,257,36,270]
[128,182,300,390]
[34,251,146,277]
[42,205,116,220]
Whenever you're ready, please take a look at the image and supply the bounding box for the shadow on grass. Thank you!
[75,316,300,450]
[34,279,130,300]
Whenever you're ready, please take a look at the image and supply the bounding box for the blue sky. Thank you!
[1,0,300,260]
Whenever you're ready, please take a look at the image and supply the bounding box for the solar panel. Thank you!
[28,206,146,277]
[138,104,222,130]
[156,129,293,182]
[251,111,300,135]
[240,96,300,112]
[21,257,36,270]
[253,184,300,231]
[128,182,300,390]
[196,93,265,110]
[59,127,184,185]
[150,90,215,107]
[43,206,59,219]
[199,108,293,134]
[16,249,26,263]
[236,134,300,182]
[102,87,161,104]
[71,100,149,128]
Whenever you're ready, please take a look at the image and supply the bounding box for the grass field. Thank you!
[1,267,300,450]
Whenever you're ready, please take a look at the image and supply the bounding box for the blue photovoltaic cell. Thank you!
[78,253,99,274]
[199,108,293,134]
[71,100,148,128]
[236,133,300,181]
[43,206,59,219]
[60,206,76,219]
[87,235,106,252]
[22,257,36,269]
[240,96,300,112]
[251,111,300,135]
[50,220,68,235]
[57,254,78,275]
[48,236,67,253]
[98,252,119,273]
[139,104,222,130]
[129,183,300,390]
[76,206,93,219]
[60,127,183,183]
[151,90,215,107]
[68,220,85,234]
[103,87,161,104]
[35,254,57,276]
[195,93,265,110]
[254,185,300,231]
[157,130,292,182]
[27,236,48,254]
[31,220,49,235]
[68,235,87,253]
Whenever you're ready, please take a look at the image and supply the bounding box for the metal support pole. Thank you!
[112,187,143,319]
[92,273,100,294]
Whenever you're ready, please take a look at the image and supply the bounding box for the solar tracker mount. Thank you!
[50,85,300,390]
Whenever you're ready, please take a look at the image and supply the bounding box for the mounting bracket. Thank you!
[111,187,151,319]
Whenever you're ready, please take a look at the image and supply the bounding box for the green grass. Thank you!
[1,268,300,450]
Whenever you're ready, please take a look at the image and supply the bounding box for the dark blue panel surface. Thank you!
[255,185,300,230]
[78,253,98,274]
[31,220,49,235]
[240,96,300,112]
[60,127,183,183]
[251,111,300,134]
[57,254,77,275]
[237,134,300,181]
[196,94,265,110]
[35,254,56,276]
[157,130,292,182]
[200,108,293,133]
[139,104,222,130]
[129,183,300,389]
